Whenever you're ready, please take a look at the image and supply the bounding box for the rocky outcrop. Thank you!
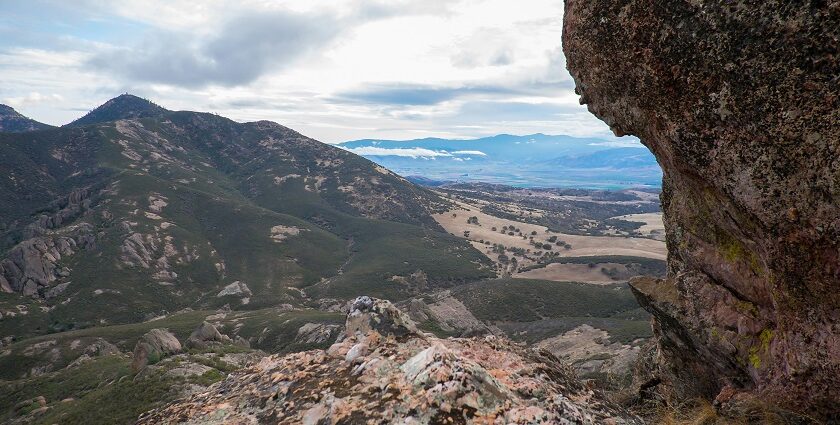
[132,329,182,372]
[138,297,641,424]
[0,237,79,296]
[185,322,231,350]
[0,188,96,297]
[563,0,840,417]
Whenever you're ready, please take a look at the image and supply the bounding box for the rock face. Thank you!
[138,297,641,424]
[563,0,840,416]
[132,329,182,372]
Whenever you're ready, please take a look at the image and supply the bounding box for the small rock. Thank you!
[216,281,251,298]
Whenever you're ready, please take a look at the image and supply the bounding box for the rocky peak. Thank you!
[138,296,641,424]
[67,94,169,127]
[0,104,52,132]
[563,0,840,418]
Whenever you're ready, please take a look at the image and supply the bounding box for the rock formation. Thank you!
[138,297,641,424]
[185,322,231,350]
[563,0,840,417]
[132,329,183,372]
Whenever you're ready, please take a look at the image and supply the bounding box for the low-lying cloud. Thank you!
[342,146,487,159]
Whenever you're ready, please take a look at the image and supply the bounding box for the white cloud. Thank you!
[342,146,453,158]
[588,140,646,148]
[451,150,487,156]
[0,0,629,144]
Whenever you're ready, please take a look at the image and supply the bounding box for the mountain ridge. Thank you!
[0,95,492,340]
[0,104,53,133]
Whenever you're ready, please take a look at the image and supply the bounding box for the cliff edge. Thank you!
[563,0,839,418]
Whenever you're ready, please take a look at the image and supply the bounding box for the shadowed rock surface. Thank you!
[138,297,641,424]
[563,0,840,418]
[132,328,182,372]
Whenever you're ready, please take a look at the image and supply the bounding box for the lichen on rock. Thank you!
[563,0,840,417]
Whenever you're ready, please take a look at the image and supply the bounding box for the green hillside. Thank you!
[0,95,494,341]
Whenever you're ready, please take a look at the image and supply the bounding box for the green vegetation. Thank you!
[0,356,178,425]
[452,278,651,344]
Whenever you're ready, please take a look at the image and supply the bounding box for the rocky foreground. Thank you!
[138,297,641,424]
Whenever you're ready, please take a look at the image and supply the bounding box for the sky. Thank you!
[0,0,623,143]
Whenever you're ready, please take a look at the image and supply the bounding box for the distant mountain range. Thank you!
[338,134,661,189]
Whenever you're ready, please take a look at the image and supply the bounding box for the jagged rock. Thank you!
[563,0,840,417]
[216,281,251,297]
[185,322,230,350]
[345,295,418,338]
[132,329,182,372]
[138,297,641,424]
[294,322,342,345]
[0,237,77,295]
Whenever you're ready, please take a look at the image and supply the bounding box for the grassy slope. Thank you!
[0,111,492,339]
[451,278,651,344]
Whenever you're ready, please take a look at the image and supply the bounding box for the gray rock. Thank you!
[132,329,182,372]
[216,281,251,298]
[346,296,417,338]
[186,322,230,350]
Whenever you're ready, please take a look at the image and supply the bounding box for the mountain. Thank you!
[0,104,52,132]
[338,134,662,189]
[66,94,169,127]
[0,94,493,339]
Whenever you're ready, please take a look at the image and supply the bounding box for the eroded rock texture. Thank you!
[563,0,840,416]
[139,297,641,424]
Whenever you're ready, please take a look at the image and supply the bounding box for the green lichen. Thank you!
[748,328,774,369]
[759,329,773,351]
[735,300,759,317]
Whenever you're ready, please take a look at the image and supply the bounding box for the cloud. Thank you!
[2,91,64,107]
[87,10,343,87]
[342,146,453,158]
[450,27,516,68]
[335,84,523,106]
[588,139,645,148]
[451,150,487,156]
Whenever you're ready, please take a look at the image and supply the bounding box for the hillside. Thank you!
[0,95,493,341]
[0,105,53,133]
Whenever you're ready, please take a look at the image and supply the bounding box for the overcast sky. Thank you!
[0,0,622,143]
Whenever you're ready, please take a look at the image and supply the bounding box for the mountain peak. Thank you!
[67,94,169,127]
[0,104,52,133]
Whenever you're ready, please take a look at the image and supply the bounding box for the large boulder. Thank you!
[185,322,230,350]
[132,329,182,372]
[563,0,840,417]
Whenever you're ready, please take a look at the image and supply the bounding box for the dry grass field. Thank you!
[433,199,667,279]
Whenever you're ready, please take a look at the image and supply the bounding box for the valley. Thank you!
[0,96,662,424]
